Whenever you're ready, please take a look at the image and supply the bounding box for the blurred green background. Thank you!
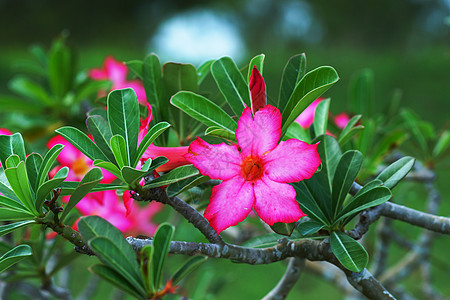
[1,0,449,299]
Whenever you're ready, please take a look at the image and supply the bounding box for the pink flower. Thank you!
[47,135,116,183]
[295,98,324,128]
[185,105,321,234]
[334,113,351,129]
[138,103,190,172]
[89,56,147,105]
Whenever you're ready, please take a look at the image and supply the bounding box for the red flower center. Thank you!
[241,156,264,181]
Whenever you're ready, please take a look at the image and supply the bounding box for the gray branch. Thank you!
[262,258,305,300]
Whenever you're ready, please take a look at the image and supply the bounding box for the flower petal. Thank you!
[295,98,323,128]
[48,135,83,166]
[249,66,267,114]
[236,105,281,157]
[185,137,241,180]
[264,139,321,183]
[204,176,255,234]
[144,144,190,172]
[253,177,306,226]
[104,56,128,85]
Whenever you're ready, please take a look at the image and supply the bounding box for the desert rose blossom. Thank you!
[89,56,147,105]
[185,105,321,234]
[334,113,351,129]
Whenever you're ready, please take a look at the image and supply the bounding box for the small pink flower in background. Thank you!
[47,135,116,183]
[185,105,321,234]
[89,56,147,105]
[334,113,351,129]
[295,98,324,128]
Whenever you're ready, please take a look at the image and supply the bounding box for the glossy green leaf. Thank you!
[171,91,237,133]
[0,195,28,211]
[86,115,116,163]
[0,244,32,273]
[60,168,103,222]
[134,122,171,167]
[0,133,26,168]
[35,166,69,211]
[143,54,163,121]
[167,175,209,197]
[270,222,296,236]
[36,143,64,189]
[281,66,339,138]
[55,127,109,162]
[48,37,74,98]
[338,125,364,147]
[335,186,392,224]
[0,170,20,202]
[278,54,307,112]
[4,161,37,215]
[93,160,121,179]
[144,165,199,189]
[0,207,35,221]
[107,88,140,164]
[293,182,329,225]
[110,135,129,168]
[88,107,108,119]
[211,57,250,117]
[25,153,43,193]
[152,223,175,290]
[433,130,450,158]
[330,231,368,273]
[89,237,146,296]
[0,220,36,237]
[296,221,325,237]
[5,155,20,169]
[247,54,265,82]
[332,150,363,217]
[90,264,145,300]
[59,182,125,195]
[284,122,310,143]
[121,160,151,187]
[338,115,361,141]
[140,245,154,294]
[197,60,214,85]
[376,156,415,189]
[9,76,53,105]
[172,256,207,285]
[205,126,237,142]
[349,69,374,117]
[147,157,170,173]
[313,98,331,137]
[126,60,144,80]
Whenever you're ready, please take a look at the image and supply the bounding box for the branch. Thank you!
[262,258,305,300]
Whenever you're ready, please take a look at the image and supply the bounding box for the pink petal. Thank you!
[144,144,190,172]
[127,80,147,104]
[295,98,323,128]
[88,68,108,80]
[104,56,128,85]
[184,137,241,180]
[253,176,306,226]
[249,66,267,114]
[123,191,134,217]
[263,139,321,183]
[0,128,12,135]
[236,105,281,157]
[204,176,255,234]
[334,113,351,129]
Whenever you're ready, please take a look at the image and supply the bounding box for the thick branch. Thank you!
[262,258,305,300]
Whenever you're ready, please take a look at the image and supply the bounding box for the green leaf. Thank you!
[9,76,53,105]
[0,220,36,238]
[211,57,250,117]
[60,168,103,222]
[110,135,129,168]
[338,115,361,141]
[0,195,28,211]
[37,143,64,188]
[0,244,32,273]
[376,156,415,189]
[401,109,428,153]
[0,133,26,168]
[281,66,339,138]
[90,264,145,300]
[284,122,310,143]
[89,237,146,296]
[126,60,144,80]
[335,186,392,225]
[48,37,74,98]
[172,256,207,285]
[278,54,307,112]
[296,221,325,237]
[4,161,38,215]
[0,207,35,221]
[147,157,170,173]
[349,69,374,117]
[270,222,295,236]
[107,88,140,164]
[167,175,209,197]
[143,54,163,121]
[338,125,364,147]
[433,130,450,158]
[134,122,171,167]
[140,245,154,294]
[55,127,109,162]
[144,165,199,189]
[0,178,18,202]
[313,98,331,137]
[59,182,125,195]
[5,155,20,169]
[152,223,175,290]
[35,166,69,211]
[330,231,368,272]
[25,153,43,193]
[86,115,116,163]
[171,91,237,133]
[355,119,375,155]
[75,80,111,103]
[247,54,265,82]
[332,150,363,217]
[197,60,214,85]
[121,161,151,187]
[93,160,121,179]
[293,181,330,226]
[204,126,237,142]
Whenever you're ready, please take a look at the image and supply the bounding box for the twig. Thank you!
[262,258,305,300]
